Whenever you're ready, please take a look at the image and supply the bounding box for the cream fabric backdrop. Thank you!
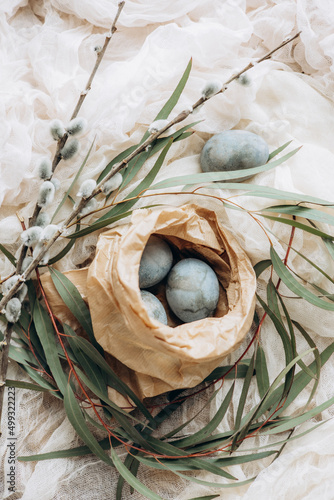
[1,0,334,499]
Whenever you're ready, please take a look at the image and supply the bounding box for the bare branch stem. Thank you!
[70,1,125,120]
[15,1,126,273]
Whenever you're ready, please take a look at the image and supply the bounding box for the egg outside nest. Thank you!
[200,129,269,182]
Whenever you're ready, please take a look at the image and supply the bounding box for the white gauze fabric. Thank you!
[0,0,334,499]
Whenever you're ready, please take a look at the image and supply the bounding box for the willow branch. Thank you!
[224,31,301,85]
[0,3,126,435]
[0,30,300,313]
[15,1,126,273]
[89,32,302,191]
[70,1,125,120]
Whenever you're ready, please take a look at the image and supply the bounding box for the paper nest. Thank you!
[42,204,256,407]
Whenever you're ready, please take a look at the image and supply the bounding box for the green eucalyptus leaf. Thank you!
[75,364,148,426]
[143,464,255,489]
[83,410,110,433]
[97,138,173,222]
[264,395,334,435]
[256,293,294,395]
[119,122,199,193]
[8,345,39,367]
[116,149,151,193]
[323,238,334,260]
[129,456,140,495]
[234,355,256,433]
[65,324,107,398]
[66,210,133,239]
[98,144,139,184]
[139,450,277,471]
[153,396,188,432]
[52,138,96,223]
[48,224,80,265]
[274,291,314,382]
[21,365,61,397]
[162,387,219,441]
[255,344,270,399]
[291,321,321,406]
[116,452,139,500]
[64,384,115,467]
[98,56,192,191]
[110,447,163,500]
[203,361,251,382]
[236,349,314,446]
[136,446,237,481]
[255,342,334,420]
[18,437,116,462]
[20,315,46,366]
[268,140,292,160]
[175,130,193,141]
[68,335,156,428]
[16,303,31,332]
[187,496,220,500]
[76,364,154,448]
[205,183,333,206]
[262,205,334,226]
[310,283,334,301]
[48,268,100,352]
[181,456,237,481]
[171,383,234,448]
[254,259,272,278]
[149,147,300,190]
[266,279,280,317]
[32,298,68,395]
[141,436,238,482]
[262,215,334,239]
[5,379,51,392]
[153,58,192,122]
[270,246,334,311]
[187,423,264,454]
[0,244,16,266]
[286,244,334,285]
[250,420,329,450]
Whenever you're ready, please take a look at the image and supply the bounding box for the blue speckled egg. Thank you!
[200,130,269,181]
[166,258,220,323]
[140,290,168,325]
[139,235,173,289]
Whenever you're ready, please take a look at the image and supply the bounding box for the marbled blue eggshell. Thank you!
[139,235,173,289]
[200,130,269,182]
[140,290,168,325]
[166,258,220,323]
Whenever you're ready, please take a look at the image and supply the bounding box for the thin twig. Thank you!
[15,1,126,272]
[70,1,125,120]
[0,31,301,313]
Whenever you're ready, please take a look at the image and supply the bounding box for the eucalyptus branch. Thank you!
[15,1,125,273]
[0,30,300,313]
